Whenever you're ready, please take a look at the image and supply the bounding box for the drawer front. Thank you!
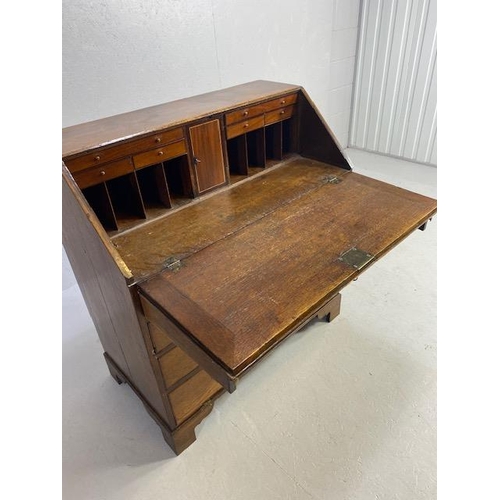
[225,92,298,126]
[225,106,263,126]
[64,127,184,173]
[133,139,187,170]
[265,105,296,126]
[226,115,265,140]
[126,127,184,155]
[168,370,222,424]
[148,322,174,354]
[261,93,298,113]
[72,158,134,189]
[159,346,198,388]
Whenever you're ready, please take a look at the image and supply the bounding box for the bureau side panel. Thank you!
[62,168,168,422]
[297,89,352,170]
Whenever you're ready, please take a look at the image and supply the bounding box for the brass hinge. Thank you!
[338,247,374,270]
[163,256,183,272]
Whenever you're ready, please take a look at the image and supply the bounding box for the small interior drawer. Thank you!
[261,93,298,113]
[72,158,134,189]
[133,140,187,170]
[64,127,185,173]
[126,127,184,156]
[265,105,296,126]
[226,115,265,139]
[225,106,263,126]
[225,93,298,126]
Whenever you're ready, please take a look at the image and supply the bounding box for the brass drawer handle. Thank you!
[280,110,285,114]
[155,137,161,143]
[158,151,164,156]
[244,123,249,128]
[280,100,286,105]
[243,111,249,116]
[99,170,106,176]
[94,155,101,161]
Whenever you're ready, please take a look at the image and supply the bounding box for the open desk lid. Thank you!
[138,163,436,393]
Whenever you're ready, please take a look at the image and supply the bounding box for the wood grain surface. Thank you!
[139,160,436,376]
[113,159,349,281]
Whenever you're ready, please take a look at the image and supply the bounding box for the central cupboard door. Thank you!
[189,119,227,194]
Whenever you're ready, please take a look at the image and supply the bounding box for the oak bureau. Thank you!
[62,80,437,455]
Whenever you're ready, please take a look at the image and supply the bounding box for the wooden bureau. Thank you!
[62,80,437,455]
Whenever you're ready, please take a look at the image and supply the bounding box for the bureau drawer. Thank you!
[226,115,265,139]
[265,105,296,126]
[64,127,185,173]
[225,92,298,126]
[133,140,187,169]
[225,106,263,125]
[72,158,134,189]
[168,370,222,425]
[148,322,174,354]
[159,346,198,388]
[262,93,298,113]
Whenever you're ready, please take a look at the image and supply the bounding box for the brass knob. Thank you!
[243,111,249,116]
[158,151,164,156]
[244,123,249,128]
[99,170,106,176]
[280,100,286,104]
[280,110,285,114]
[155,137,161,143]
[95,155,101,161]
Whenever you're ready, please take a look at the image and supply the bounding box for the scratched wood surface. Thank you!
[113,158,349,282]
[139,162,437,376]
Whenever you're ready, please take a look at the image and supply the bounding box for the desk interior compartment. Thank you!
[82,182,118,231]
[106,172,146,228]
[163,155,193,207]
[265,121,283,161]
[227,134,249,177]
[136,163,172,216]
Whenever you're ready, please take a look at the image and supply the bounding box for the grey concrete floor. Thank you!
[62,148,437,500]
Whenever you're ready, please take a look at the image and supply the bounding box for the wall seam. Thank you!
[210,0,223,88]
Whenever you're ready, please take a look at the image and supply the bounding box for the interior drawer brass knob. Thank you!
[155,137,161,143]
[281,100,286,104]
[243,111,248,115]
[158,151,164,156]
[95,155,101,161]
[280,110,285,114]
[99,170,106,176]
[244,123,249,127]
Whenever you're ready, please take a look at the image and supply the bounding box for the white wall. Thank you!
[328,0,361,148]
[350,0,437,165]
[62,0,361,288]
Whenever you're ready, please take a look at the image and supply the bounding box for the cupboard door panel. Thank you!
[189,120,226,194]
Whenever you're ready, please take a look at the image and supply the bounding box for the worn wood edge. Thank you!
[62,163,133,282]
[63,81,302,158]
[298,88,352,170]
[104,352,224,455]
